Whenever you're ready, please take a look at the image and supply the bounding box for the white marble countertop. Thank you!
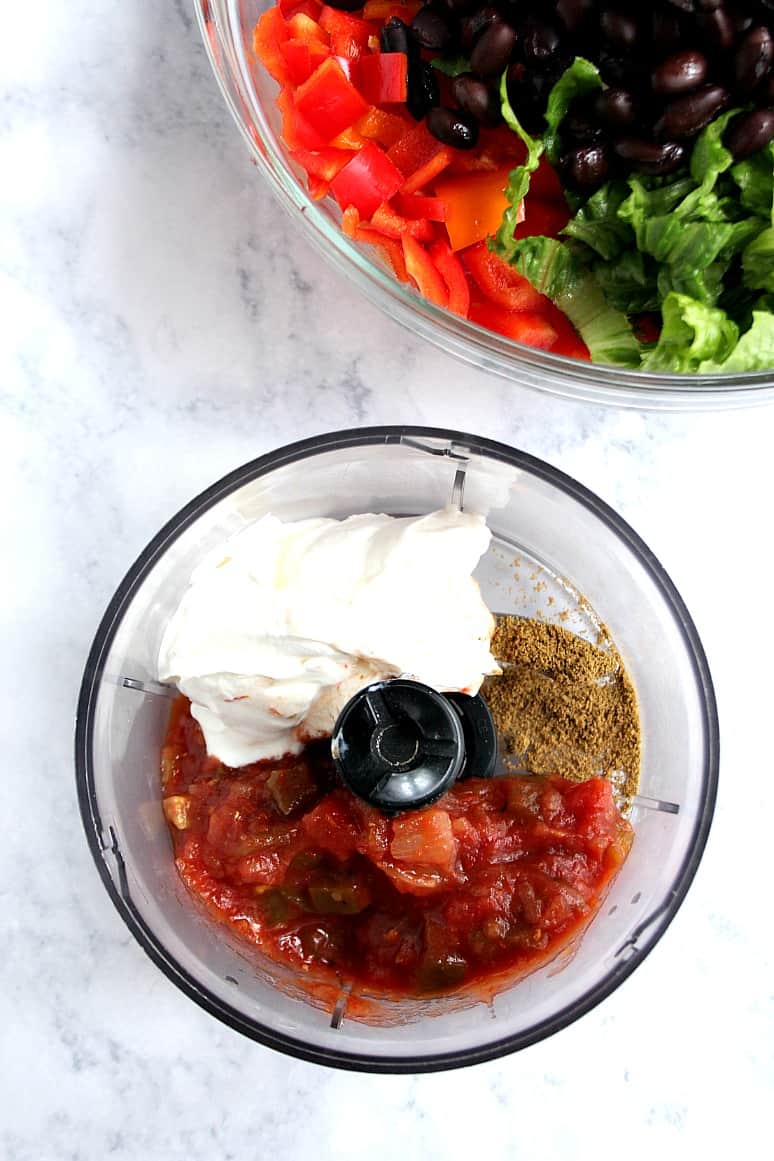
[3,2,773,1157]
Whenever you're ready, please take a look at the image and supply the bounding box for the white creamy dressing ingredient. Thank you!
[158,507,499,766]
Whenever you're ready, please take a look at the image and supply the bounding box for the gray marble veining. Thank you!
[2,2,773,1158]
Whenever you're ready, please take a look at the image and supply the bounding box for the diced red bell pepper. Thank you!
[355,224,409,281]
[632,313,661,345]
[330,142,404,217]
[434,166,515,252]
[318,6,373,57]
[362,1,421,20]
[387,121,445,177]
[400,149,454,195]
[294,58,370,142]
[253,7,291,85]
[276,88,328,151]
[307,173,330,200]
[291,146,354,182]
[279,0,322,17]
[357,53,408,105]
[445,125,525,175]
[280,38,329,85]
[463,242,545,312]
[514,199,570,240]
[469,301,558,349]
[341,204,361,237]
[429,240,470,317]
[355,106,410,149]
[286,11,329,48]
[529,156,566,203]
[402,235,449,309]
[369,202,437,241]
[396,194,447,221]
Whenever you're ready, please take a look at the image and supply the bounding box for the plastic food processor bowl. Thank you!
[194,0,773,411]
[76,427,718,1072]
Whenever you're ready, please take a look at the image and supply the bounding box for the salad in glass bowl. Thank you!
[198,0,774,403]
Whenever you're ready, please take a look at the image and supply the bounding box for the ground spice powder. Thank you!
[483,617,640,807]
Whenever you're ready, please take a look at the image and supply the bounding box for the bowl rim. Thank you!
[193,0,774,409]
[75,425,719,1072]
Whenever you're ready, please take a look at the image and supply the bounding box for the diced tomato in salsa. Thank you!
[162,698,633,998]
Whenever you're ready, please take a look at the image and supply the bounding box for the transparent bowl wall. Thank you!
[76,428,718,1071]
[194,0,774,410]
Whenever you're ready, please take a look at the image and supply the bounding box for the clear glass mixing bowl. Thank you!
[76,427,718,1071]
[194,0,773,410]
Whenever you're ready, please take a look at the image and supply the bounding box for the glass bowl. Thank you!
[76,426,718,1072]
[194,0,773,410]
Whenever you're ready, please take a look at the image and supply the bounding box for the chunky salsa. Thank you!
[162,696,633,998]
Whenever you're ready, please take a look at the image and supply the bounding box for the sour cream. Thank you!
[158,507,498,766]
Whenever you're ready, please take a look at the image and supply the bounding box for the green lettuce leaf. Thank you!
[561,180,632,260]
[730,141,774,222]
[493,71,545,262]
[593,250,661,313]
[508,236,641,366]
[430,55,470,77]
[703,309,774,372]
[642,293,738,372]
[542,57,602,167]
[742,226,774,292]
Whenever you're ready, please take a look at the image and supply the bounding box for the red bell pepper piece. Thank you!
[362,1,421,20]
[253,8,291,85]
[294,58,370,142]
[291,146,354,182]
[529,156,566,203]
[402,235,449,309]
[279,0,322,17]
[387,121,445,177]
[369,202,437,241]
[396,193,447,221]
[355,224,410,282]
[276,88,328,150]
[318,6,373,57]
[463,242,545,312]
[285,11,329,48]
[356,53,408,105]
[434,166,515,252]
[355,107,410,149]
[514,199,570,240]
[400,149,453,195]
[280,38,330,85]
[469,300,558,349]
[330,142,404,217]
[429,241,470,317]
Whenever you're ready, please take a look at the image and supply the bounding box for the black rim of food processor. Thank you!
[74,425,720,1074]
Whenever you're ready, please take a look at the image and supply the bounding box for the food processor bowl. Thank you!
[193,0,774,410]
[76,427,718,1071]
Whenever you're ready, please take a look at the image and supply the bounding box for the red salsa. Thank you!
[162,696,633,997]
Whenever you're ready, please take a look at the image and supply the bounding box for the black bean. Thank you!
[600,9,639,48]
[470,20,518,78]
[441,0,475,10]
[522,19,561,64]
[426,105,480,148]
[698,6,735,51]
[664,0,695,11]
[652,50,709,94]
[451,73,502,126]
[506,62,549,134]
[595,87,638,127]
[407,59,440,120]
[727,7,754,35]
[380,17,417,57]
[735,26,773,92]
[411,5,455,52]
[559,144,610,188]
[655,84,729,138]
[459,5,499,52]
[652,9,683,57]
[725,108,774,157]
[565,96,606,141]
[613,137,687,173]
[557,0,594,32]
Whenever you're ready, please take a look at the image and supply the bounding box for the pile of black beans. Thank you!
[363,0,774,183]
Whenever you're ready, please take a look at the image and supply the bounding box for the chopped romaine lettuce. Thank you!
[491,57,774,371]
[542,57,602,167]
